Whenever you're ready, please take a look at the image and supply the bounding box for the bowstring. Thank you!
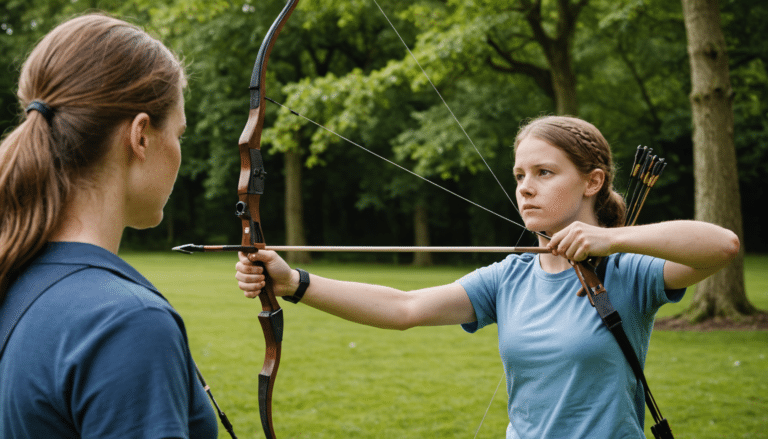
[370,3,545,436]
[269,2,545,433]
[266,92,516,436]
[265,97,529,232]
[473,373,505,439]
[264,4,548,242]
[370,0,544,248]
[371,1,519,215]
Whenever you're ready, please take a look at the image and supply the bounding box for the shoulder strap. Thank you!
[593,253,622,285]
[0,264,89,360]
[573,259,673,439]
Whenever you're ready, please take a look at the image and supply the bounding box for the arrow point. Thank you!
[172,243,200,254]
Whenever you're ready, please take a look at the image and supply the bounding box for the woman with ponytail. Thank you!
[235,116,739,438]
[0,14,217,438]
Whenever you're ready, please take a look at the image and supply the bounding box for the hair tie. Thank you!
[25,100,55,124]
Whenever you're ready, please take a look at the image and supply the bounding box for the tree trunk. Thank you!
[411,200,432,266]
[548,45,579,116]
[680,0,755,322]
[486,0,585,115]
[284,149,311,265]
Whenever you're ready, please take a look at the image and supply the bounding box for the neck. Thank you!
[536,238,572,273]
[50,184,125,255]
[533,213,601,274]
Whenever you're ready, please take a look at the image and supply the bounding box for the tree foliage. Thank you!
[1,0,765,256]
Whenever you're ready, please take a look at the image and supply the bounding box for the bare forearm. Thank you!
[296,274,414,330]
[610,220,739,269]
[295,275,474,330]
[238,251,475,329]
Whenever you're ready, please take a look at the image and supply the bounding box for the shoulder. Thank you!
[460,253,536,283]
[485,252,538,274]
[21,264,176,324]
[607,253,665,279]
[10,247,185,351]
[57,266,172,309]
[605,252,682,313]
[5,264,189,396]
[15,241,175,317]
[457,253,540,299]
[0,246,201,438]
[7,242,185,350]
[14,265,184,350]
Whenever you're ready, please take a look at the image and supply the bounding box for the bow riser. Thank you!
[237,113,267,250]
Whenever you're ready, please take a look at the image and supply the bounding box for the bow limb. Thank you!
[237,1,300,438]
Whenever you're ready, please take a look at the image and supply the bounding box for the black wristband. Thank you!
[283,268,309,303]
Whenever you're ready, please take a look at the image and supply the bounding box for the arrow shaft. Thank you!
[173,244,549,254]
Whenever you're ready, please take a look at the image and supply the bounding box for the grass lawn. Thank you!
[123,251,768,438]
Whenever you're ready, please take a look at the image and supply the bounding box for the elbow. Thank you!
[389,296,425,331]
[392,307,419,331]
[722,229,740,262]
[705,229,740,271]
[391,322,414,331]
[382,319,415,332]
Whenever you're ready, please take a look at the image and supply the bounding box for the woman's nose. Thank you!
[517,176,534,197]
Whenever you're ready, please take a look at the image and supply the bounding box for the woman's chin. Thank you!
[128,212,164,230]
[522,221,548,233]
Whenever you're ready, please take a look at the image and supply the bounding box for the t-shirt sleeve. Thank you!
[613,253,686,317]
[69,307,196,439]
[456,256,514,333]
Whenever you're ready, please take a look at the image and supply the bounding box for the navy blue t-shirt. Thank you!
[0,242,217,438]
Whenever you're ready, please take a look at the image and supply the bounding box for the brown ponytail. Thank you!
[514,115,626,228]
[0,14,185,299]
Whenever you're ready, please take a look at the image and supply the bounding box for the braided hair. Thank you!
[514,116,626,228]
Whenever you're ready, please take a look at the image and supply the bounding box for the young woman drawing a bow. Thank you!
[236,116,738,438]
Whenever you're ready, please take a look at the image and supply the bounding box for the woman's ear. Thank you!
[584,168,605,197]
[128,113,151,161]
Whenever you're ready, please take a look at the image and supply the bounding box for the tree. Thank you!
[486,0,590,115]
[680,0,758,322]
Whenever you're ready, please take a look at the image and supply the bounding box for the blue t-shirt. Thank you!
[0,242,217,439]
[458,253,684,439]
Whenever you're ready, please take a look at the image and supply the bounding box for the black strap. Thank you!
[282,268,310,303]
[584,259,674,439]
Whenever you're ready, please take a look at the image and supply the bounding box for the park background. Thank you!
[2,0,767,437]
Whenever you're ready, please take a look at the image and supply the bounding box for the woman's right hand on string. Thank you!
[235,250,296,299]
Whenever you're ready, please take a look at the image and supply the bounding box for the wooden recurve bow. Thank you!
[236,1,300,437]
[174,2,300,438]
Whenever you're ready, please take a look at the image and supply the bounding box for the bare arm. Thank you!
[548,220,740,290]
[236,251,476,330]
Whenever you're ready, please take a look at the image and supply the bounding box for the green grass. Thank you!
[122,252,768,438]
